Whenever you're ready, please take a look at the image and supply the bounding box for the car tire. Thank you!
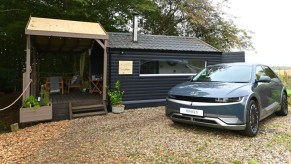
[242,100,260,137]
[275,92,288,116]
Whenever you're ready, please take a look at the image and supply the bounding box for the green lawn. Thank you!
[287,89,291,96]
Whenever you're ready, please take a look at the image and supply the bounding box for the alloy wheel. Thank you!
[249,102,259,133]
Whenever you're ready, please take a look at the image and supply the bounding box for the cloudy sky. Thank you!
[217,0,291,66]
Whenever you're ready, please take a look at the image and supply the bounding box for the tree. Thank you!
[0,0,253,91]
[140,0,253,52]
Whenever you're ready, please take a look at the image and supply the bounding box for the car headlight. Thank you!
[215,97,243,103]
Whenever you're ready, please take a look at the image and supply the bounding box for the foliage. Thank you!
[0,0,253,92]
[23,96,40,110]
[249,159,259,164]
[140,0,254,51]
[39,85,50,106]
[288,97,291,106]
[107,80,124,106]
[278,71,288,85]
[82,80,89,89]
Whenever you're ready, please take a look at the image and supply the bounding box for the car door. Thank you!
[254,65,271,112]
[262,66,283,106]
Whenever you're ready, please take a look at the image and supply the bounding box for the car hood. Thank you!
[169,81,251,98]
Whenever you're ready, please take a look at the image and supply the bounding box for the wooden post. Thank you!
[102,39,108,101]
[102,39,108,113]
[31,50,37,96]
[23,35,31,101]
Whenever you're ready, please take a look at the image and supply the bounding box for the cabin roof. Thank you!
[108,32,219,52]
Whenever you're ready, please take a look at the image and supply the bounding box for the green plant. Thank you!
[23,95,40,110]
[249,159,259,164]
[39,85,50,106]
[107,80,124,106]
[83,80,89,89]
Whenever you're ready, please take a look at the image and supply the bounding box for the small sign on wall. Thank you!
[119,61,133,75]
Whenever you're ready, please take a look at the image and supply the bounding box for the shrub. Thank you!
[23,96,39,109]
[107,80,124,106]
[39,85,50,106]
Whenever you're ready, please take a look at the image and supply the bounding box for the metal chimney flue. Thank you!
[133,14,139,43]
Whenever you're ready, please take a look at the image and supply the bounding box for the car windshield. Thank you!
[192,65,252,83]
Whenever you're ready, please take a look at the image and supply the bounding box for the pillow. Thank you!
[71,75,77,84]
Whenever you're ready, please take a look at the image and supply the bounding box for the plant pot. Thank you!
[19,105,53,123]
[112,104,125,114]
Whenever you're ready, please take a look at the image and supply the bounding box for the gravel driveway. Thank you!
[0,107,290,163]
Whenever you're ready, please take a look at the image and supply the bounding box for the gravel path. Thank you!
[0,107,290,163]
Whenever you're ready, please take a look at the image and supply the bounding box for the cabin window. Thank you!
[140,59,206,76]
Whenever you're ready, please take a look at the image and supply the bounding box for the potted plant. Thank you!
[107,80,125,113]
[19,85,52,123]
[82,80,89,92]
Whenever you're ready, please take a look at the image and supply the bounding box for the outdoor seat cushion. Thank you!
[71,75,82,84]
[50,76,60,93]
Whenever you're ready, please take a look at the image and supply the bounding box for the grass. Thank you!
[287,89,291,96]
[261,123,283,130]
[249,159,259,164]
[272,132,291,150]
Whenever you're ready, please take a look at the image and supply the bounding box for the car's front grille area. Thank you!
[172,115,191,120]
[192,118,217,124]
[171,114,218,125]
[171,95,216,103]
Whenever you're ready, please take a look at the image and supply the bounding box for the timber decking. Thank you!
[51,91,102,104]
[50,91,105,120]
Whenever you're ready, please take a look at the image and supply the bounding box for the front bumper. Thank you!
[166,98,247,130]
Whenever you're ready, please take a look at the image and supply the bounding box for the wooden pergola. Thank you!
[24,17,109,103]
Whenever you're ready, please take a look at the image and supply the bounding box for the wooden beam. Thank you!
[96,39,105,49]
[23,35,31,101]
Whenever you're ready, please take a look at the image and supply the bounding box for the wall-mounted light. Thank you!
[121,50,125,54]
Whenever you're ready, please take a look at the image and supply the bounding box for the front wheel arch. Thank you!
[242,99,260,137]
[276,91,288,116]
[243,95,261,122]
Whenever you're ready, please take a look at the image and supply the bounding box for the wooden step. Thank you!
[72,104,104,112]
[72,111,107,118]
[69,102,107,119]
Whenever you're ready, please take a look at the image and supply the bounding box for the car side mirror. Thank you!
[257,75,271,83]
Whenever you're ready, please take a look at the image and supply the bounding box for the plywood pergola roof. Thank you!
[25,17,108,53]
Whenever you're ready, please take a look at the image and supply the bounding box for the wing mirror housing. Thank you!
[256,75,271,83]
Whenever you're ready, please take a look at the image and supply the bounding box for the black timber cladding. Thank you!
[221,51,245,63]
[106,32,227,108]
[107,49,222,107]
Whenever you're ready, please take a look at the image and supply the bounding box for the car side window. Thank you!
[256,66,264,81]
[263,66,277,79]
